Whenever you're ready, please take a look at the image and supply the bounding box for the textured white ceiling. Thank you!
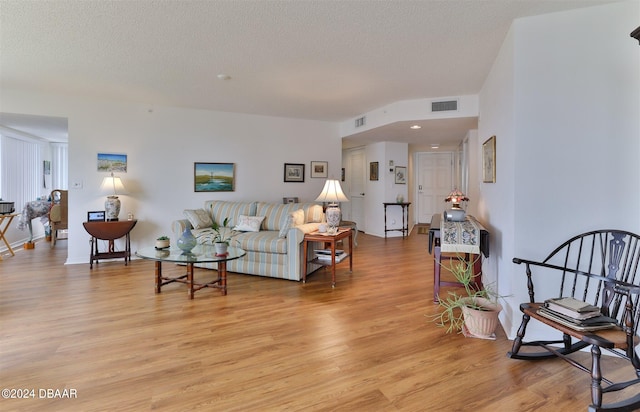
[0,0,617,143]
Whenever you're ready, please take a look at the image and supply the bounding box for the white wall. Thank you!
[478,1,640,339]
[2,90,341,264]
[363,141,409,238]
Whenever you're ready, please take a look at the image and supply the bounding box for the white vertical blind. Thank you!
[0,135,42,206]
[51,143,68,190]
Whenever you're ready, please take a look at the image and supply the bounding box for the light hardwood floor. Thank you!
[0,229,636,411]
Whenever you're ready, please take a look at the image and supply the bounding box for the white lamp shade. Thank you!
[100,173,127,196]
[315,179,349,204]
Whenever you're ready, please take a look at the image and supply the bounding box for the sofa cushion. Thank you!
[184,208,213,229]
[256,202,296,233]
[291,209,305,226]
[234,230,287,254]
[304,204,325,223]
[233,215,265,232]
[206,201,255,228]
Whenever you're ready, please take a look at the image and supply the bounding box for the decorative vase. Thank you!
[105,196,121,221]
[461,297,502,338]
[214,242,228,256]
[396,194,404,203]
[177,227,196,253]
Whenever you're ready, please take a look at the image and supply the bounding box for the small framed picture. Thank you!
[284,163,305,182]
[370,162,379,181]
[310,161,328,178]
[482,135,496,183]
[87,211,105,222]
[395,166,407,184]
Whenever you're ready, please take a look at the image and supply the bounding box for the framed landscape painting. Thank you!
[98,153,127,173]
[194,162,235,192]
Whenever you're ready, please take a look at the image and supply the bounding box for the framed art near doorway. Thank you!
[482,136,496,183]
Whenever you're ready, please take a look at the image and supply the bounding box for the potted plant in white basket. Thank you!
[211,217,237,256]
[431,255,504,339]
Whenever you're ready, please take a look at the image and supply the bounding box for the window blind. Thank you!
[0,135,42,207]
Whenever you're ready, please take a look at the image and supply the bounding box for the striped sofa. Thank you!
[171,200,326,281]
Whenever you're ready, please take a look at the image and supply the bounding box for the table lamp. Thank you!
[100,172,126,221]
[444,188,468,222]
[315,179,349,234]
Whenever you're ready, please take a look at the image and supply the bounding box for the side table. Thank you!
[83,220,137,269]
[0,213,19,260]
[302,228,353,287]
[383,202,411,238]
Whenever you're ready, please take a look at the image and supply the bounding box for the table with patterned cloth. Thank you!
[17,200,51,242]
[428,213,490,303]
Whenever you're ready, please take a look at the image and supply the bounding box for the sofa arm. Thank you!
[171,219,192,238]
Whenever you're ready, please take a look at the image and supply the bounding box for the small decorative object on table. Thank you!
[177,227,196,253]
[443,188,469,222]
[155,236,170,249]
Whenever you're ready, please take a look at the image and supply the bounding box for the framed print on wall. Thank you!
[194,162,235,192]
[97,153,127,173]
[284,163,305,182]
[395,166,406,184]
[370,162,379,181]
[310,161,328,178]
[482,135,496,183]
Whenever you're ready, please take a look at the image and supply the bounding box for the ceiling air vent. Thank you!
[355,116,366,128]
[431,100,458,112]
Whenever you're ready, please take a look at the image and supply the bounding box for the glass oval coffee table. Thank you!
[136,245,245,299]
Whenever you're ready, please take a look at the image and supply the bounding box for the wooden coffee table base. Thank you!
[155,260,227,299]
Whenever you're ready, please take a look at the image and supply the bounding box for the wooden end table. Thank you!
[302,227,353,287]
[83,220,137,269]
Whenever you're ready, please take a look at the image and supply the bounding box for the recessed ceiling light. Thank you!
[431,144,440,149]
[410,125,421,129]
[217,74,231,80]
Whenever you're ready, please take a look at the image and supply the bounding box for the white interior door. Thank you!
[346,148,366,230]
[416,152,453,224]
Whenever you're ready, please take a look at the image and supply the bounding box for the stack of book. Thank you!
[315,249,348,263]
[537,297,617,331]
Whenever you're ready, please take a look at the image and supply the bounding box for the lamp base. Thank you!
[444,208,466,222]
[325,204,341,234]
[105,196,121,221]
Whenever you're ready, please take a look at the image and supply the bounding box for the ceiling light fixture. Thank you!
[410,125,421,129]
[217,74,231,80]
[431,144,440,149]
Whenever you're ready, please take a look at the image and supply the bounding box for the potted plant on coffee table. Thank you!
[211,217,237,256]
[431,255,503,339]
[155,235,170,249]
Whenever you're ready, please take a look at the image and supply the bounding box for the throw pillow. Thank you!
[291,209,305,226]
[233,215,265,232]
[184,208,213,230]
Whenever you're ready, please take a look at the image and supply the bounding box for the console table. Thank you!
[83,220,137,269]
[428,213,489,303]
[383,202,411,238]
